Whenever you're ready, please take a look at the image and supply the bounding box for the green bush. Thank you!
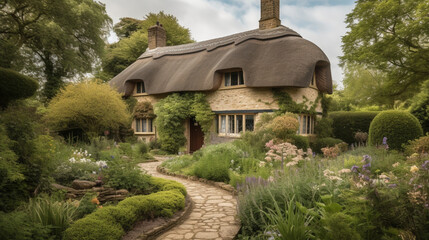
[105,159,152,194]
[192,143,242,182]
[330,111,380,144]
[137,142,149,155]
[63,216,124,240]
[0,67,38,108]
[286,135,310,150]
[368,110,423,150]
[118,142,132,155]
[315,117,333,138]
[0,210,51,240]
[269,114,299,139]
[311,137,344,154]
[160,155,195,174]
[64,177,186,240]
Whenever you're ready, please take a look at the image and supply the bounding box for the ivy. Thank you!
[154,92,214,153]
[272,89,322,115]
[133,101,156,119]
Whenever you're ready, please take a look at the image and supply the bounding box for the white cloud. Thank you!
[99,0,354,86]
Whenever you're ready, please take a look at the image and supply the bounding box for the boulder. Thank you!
[72,180,97,189]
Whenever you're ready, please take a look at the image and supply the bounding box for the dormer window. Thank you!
[136,82,145,94]
[224,71,244,87]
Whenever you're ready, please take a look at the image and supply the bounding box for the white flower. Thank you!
[379,174,388,179]
[259,161,266,167]
[392,162,400,168]
[286,161,298,167]
[338,169,351,174]
[410,165,419,173]
[328,176,342,181]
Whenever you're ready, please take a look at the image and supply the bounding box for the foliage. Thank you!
[368,110,423,150]
[100,12,193,80]
[311,137,344,154]
[285,135,310,151]
[192,143,243,182]
[269,114,299,139]
[155,92,213,153]
[64,179,186,240]
[105,159,152,194]
[0,210,51,240]
[404,134,429,156]
[0,68,38,108]
[0,124,23,189]
[341,0,429,103]
[160,155,195,174]
[272,89,321,115]
[137,142,149,155]
[409,79,429,134]
[44,81,130,138]
[133,101,155,119]
[314,117,333,138]
[0,0,112,99]
[75,193,99,219]
[27,195,77,238]
[329,111,380,144]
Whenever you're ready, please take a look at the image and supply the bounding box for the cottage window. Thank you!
[136,82,145,94]
[224,71,244,87]
[135,118,153,133]
[297,114,315,135]
[217,114,254,136]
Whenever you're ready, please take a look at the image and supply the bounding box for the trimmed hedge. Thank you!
[286,135,310,150]
[329,111,380,144]
[0,67,38,108]
[63,177,186,240]
[311,137,344,154]
[368,110,423,150]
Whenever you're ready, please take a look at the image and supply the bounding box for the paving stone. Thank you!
[139,159,240,240]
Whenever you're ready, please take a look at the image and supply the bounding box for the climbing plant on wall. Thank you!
[272,89,322,115]
[154,92,214,153]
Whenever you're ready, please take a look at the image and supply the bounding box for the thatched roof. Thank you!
[109,26,333,96]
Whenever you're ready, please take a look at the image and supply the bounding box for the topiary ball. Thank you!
[368,110,423,150]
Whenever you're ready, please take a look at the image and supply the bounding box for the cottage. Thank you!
[109,0,333,153]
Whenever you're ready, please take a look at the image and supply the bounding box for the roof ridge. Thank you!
[139,25,301,59]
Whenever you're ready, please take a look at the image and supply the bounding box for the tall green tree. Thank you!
[100,12,194,81]
[409,79,429,134]
[341,0,429,103]
[0,0,112,99]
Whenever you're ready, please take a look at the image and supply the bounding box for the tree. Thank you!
[409,79,429,134]
[0,0,112,99]
[341,0,429,103]
[44,81,130,138]
[100,12,193,81]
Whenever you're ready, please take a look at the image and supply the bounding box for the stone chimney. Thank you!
[259,0,281,30]
[148,21,166,50]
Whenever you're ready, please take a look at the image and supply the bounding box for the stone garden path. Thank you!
[139,159,240,240]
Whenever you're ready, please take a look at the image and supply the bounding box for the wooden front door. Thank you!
[190,118,204,153]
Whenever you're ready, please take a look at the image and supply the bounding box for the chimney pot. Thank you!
[259,0,281,30]
[148,22,166,50]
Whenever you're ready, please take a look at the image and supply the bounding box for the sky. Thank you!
[97,0,356,87]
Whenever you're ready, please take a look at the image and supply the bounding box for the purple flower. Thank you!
[422,160,429,170]
[111,155,115,159]
[363,162,371,169]
[382,137,387,145]
[362,155,372,163]
[351,165,359,173]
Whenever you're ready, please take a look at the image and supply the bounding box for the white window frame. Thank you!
[135,118,154,134]
[297,114,315,135]
[217,113,254,137]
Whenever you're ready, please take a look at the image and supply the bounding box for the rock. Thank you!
[72,180,97,189]
[51,183,75,192]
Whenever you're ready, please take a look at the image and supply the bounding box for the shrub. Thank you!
[368,110,423,150]
[160,155,195,174]
[118,142,132,155]
[137,142,149,155]
[149,177,187,196]
[269,114,299,139]
[91,205,136,231]
[311,137,344,154]
[286,135,310,150]
[192,143,243,182]
[0,67,38,108]
[405,134,429,155]
[105,159,152,194]
[330,111,380,144]
[44,81,130,139]
[149,139,161,150]
[315,117,333,138]
[63,216,124,240]
[0,210,51,240]
[75,193,99,218]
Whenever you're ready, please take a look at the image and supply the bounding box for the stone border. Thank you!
[157,166,238,195]
[139,194,194,240]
